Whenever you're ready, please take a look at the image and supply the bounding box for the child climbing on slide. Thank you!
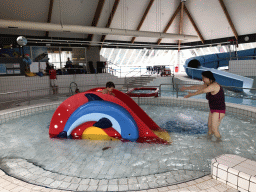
[100,81,115,96]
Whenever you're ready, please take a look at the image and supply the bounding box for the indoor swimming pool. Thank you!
[0,104,255,188]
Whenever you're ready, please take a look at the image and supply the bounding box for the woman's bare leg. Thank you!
[208,112,213,136]
[211,112,225,139]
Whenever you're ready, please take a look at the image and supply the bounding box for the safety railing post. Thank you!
[27,90,30,104]
[172,74,175,91]
[176,84,179,98]
[159,84,161,97]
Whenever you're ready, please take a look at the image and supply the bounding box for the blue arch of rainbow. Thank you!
[63,100,139,141]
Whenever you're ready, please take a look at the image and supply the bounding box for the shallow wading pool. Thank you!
[0,104,256,187]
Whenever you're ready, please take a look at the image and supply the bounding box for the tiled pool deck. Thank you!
[1,96,256,191]
[0,169,238,192]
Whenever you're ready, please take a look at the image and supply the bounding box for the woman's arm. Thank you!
[184,84,216,98]
[180,84,207,91]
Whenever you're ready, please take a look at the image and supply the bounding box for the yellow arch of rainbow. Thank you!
[82,126,119,141]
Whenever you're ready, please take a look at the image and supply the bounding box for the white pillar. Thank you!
[126,49,135,65]
[101,48,106,57]
[215,47,219,53]
[149,50,159,66]
[139,49,149,65]
[207,47,213,54]
[120,49,129,65]
[133,49,142,65]
[222,46,228,52]
[200,48,205,55]
[193,48,199,56]
[113,49,121,64]
[145,49,155,64]
[108,48,114,61]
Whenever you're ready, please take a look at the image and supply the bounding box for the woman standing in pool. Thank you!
[181,71,225,140]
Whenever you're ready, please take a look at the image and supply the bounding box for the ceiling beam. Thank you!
[131,0,155,44]
[184,5,204,44]
[101,0,120,43]
[87,0,105,42]
[157,4,181,45]
[45,0,54,37]
[218,0,238,40]
[178,2,184,51]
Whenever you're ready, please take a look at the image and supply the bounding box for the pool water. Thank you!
[0,105,256,184]
[131,90,157,94]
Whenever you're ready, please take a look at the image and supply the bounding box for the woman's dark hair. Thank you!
[201,71,215,82]
[106,81,115,88]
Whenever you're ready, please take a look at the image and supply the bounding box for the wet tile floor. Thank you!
[0,97,246,191]
[0,167,238,192]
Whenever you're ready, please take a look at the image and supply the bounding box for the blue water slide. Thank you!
[184,48,256,93]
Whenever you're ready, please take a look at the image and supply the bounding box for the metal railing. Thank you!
[124,68,155,91]
[230,55,256,60]
[0,84,127,105]
[2,81,256,109]
[124,67,141,85]
[159,83,256,99]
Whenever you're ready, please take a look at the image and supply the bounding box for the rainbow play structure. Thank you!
[49,88,171,144]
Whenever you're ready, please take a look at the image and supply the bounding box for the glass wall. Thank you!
[100,42,256,74]
[47,48,86,69]
[101,48,178,67]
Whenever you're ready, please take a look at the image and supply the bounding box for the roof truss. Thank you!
[87,0,105,42]
[157,4,181,45]
[101,0,120,43]
[131,0,155,44]
[184,5,204,44]
[45,0,54,37]
[218,0,238,40]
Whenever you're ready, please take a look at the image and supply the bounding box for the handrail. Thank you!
[0,88,53,95]
[107,61,120,68]
[107,61,123,77]
[0,84,127,96]
[0,84,121,105]
[125,69,155,91]
[159,83,256,98]
[124,67,141,78]
[124,67,141,86]
[1,82,255,96]
[125,67,157,89]
[2,81,256,107]
[175,83,256,91]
